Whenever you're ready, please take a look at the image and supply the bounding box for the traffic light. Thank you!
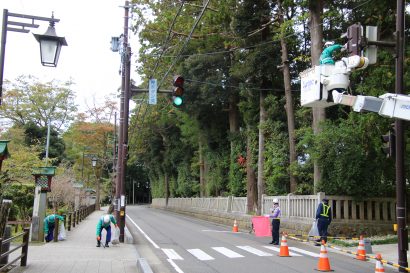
[345,24,363,56]
[381,130,396,158]
[172,75,184,107]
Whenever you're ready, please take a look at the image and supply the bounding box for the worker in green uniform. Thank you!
[44,214,65,242]
[96,214,117,247]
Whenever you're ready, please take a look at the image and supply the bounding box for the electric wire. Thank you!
[137,0,211,130]
[135,0,373,60]
[131,1,186,136]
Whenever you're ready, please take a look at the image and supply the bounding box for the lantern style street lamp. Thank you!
[0,9,67,105]
[91,156,98,168]
[33,17,67,67]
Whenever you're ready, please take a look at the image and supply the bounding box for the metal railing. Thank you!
[0,227,29,272]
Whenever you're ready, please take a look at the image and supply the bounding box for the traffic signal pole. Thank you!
[395,1,407,271]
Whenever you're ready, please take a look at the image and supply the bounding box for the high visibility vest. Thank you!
[320,203,330,217]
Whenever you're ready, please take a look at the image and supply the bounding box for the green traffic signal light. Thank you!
[173,96,183,106]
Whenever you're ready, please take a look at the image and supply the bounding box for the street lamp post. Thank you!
[0,9,67,105]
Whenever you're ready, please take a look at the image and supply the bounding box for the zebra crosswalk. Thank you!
[162,245,319,261]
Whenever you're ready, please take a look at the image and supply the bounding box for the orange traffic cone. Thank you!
[317,240,332,272]
[232,219,239,232]
[279,233,291,257]
[356,235,367,261]
[375,253,385,273]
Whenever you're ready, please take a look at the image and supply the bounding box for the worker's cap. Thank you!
[322,198,329,202]
[273,198,279,204]
[324,41,334,47]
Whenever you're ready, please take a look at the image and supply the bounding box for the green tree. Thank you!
[0,75,77,130]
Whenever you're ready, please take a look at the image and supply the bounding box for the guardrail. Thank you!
[0,227,29,272]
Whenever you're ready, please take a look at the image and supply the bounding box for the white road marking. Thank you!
[236,246,273,256]
[187,249,215,260]
[263,246,302,256]
[212,247,244,258]
[162,248,183,260]
[126,214,159,249]
[167,259,185,273]
[289,247,320,257]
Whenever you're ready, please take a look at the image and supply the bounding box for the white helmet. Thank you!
[103,215,110,224]
[273,198,279,204]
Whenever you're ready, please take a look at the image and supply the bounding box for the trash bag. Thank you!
[111,226,120,245]
[308,219,319,240]
[58,222,66,241]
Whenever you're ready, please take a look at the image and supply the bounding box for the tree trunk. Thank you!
[257,88,267,215]
[246,126,258,214]
[309,0,325,193]
[278,0,297,193]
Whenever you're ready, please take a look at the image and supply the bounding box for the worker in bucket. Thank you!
[96,214,118,247]
[44,213,65,242]
[320,41,343,65]
[269,199,281,245]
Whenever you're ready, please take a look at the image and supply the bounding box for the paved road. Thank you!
[8,207,139,273]
[126,205,397,273]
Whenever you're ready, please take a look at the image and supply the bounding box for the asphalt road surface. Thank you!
[126,205,395,273]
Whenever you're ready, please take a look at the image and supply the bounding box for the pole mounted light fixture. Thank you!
[0,9,67,105]
[33,14,67,67]
[91,156,98,168]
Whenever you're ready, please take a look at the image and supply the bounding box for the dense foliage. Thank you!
[128,0,410,200]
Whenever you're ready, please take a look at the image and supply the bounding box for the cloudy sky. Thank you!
[0,0,141,112]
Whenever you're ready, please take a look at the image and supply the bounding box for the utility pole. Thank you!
[112,112,117,201]
[115,0,130,243]
[395,1,407,271]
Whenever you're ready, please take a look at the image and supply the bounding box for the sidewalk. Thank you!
[9,208,139,273]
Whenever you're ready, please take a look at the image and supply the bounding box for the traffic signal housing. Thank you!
[172,75,184,107]
[345,24,363,56]
[381,130,396,158]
